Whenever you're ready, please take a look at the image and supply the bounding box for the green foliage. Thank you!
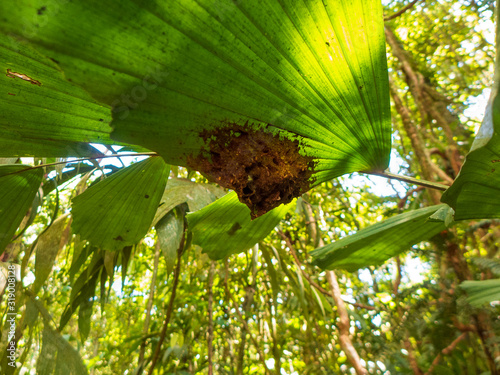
[471,257,500,276]
[157,206,185,276]
[37,325,88,375]
[0,1,499,375]
[0,34,115,157]
[71,157,169,251]
[311,205,447,271]
[441,85,500,219]
[0,165,43,252]
[0,0,391,186]
[436,1,500,221]
[33,214,70,294]
[187,191,292,260]
[461,279,500,306]
[152,178,225,226]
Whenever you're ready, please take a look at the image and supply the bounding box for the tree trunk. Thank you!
[302,198,367,375]
[326,271,368,375]
[403,338,424,375]
[385,26,462,176]
[387,24,500,374]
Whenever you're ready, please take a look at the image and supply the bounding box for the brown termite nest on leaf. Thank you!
[187,123,315,219]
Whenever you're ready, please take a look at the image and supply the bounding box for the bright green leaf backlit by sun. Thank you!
[0,0,391,216]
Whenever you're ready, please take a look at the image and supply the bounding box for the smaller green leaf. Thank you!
[311,205,447,271]
[187,192,292,260]
[310,287,326,319]
[294,267,307,308]
[121,246,133,290]
[33,214,70,294]
[71,157,169,251]
[78,284,94,343]
[100,267,108,311]
[261,246,279,299]
[0,165,43,253]
[103,251,115,278]
[62,251,103,330]
[170,332,184,349]
[69,241,92,283]
[55,352,73,375]
[50,326,89,375]
[470,257,500,277]
[37,328,57,375]
[157,206,185,276]
[152,179,225,226]
[61,271,99,331]
[461,279,500,307]
[37,325,88,375]
[24,298,39,329]
[428,204,455,227]
[441,50,500,220]
[69,252,103,305]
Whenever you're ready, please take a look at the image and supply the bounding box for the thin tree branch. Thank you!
[4,152,158,175]
[393,256,402,295]
[438,237,500,371]
[224,261,269,374]
[404,338,424,375]
[326,270,368,375]
[277,230,377,311]
[104,145,126,167]
[451,317,476,333]
[385,25,462,175]
[424,333,468,375]
[147,231,185,375]
[299,203,368,375]
[398,187,425,209]
[138,240,161,371]
[384,0,421,21]
[207,261,215,375]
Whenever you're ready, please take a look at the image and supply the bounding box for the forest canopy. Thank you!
[0,0,499,374]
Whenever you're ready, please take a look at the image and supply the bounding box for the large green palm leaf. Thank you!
[0,35,112,157]
[1,0,390,214]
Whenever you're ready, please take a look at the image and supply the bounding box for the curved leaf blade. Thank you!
[33,214,70,294]
[441,15,500,220]
[152,178,225,226]
[71,157,169,251]
[311,205,447,271]
[157,206,185,276]
[0,165,43,252]
[37,326,88,375]
[187,191,292,260]
[441,88,500,219]
[461,279,500,307]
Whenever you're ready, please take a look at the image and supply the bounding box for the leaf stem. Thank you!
[9,153,451,193]
[1,153,159,179]
[384,0,421,21]
[35,152,158,169]
[364,171,450,191]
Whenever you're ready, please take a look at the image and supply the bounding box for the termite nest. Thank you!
[187,122,315,218]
